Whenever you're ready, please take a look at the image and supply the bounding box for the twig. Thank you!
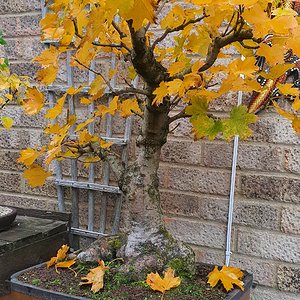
[72,19,131,52]
[151,15,207,50]
[168,109,191,124]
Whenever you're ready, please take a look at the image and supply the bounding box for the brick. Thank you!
[230,254,277,287]
[0,129,30,149]
[0,193,58,211]
[2,106,47,128]
[241,174,300,203]
[250,114,300,145]
[203,142,284,171]
[234,202,281,230]
[284,148,300,175]
[168,118,193,139]
[23,177,57,199]
[0,0,41,13]
[0,13,41,37]
[9,62,39,77]
[278,265,300,293]
[209,92,239,112]
[164,217,227,249]
[0,150,23,171]
[161,139,202,165]
[237,229,300,263]
[0,172,22,192]
[192,246,225,266]
[252,286,300,300]
[159,165,231,196]
[3,37,44,61]
[281,207,300,234]
[161,191,228,221]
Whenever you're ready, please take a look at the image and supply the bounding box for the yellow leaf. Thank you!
[36,65,58,85]
[44,123,62,134]
[66,86,83,95]
[272,7,298,17]
[256,44,285,66]
[123,0,157,30]
[271,15,298,35]
[168,61,187,76]
[292,96,300,111]
[23,164,52,188]
[208,266,244,292]
[146,268,181,294]
[277,84,299,96]
[47,245,76,274]
[96,96,119,117]
[80,260,109,293]
[32,46,59,67]
[89,75,104,96]
[118,99,142,117]
[18,148,40,167]
[80,97,93,105]
[55,259,76,271]
[23,87,44,115]
[106,0,134,15]
[273,101,295,121]
[1,116,13,129]
[152,81,168,106]
[292,117,300,133]
[100,140,113,149]
[75,118,94,132]
[128,66,137,80]
[45,95,66,119]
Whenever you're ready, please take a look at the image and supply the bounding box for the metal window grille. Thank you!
[40,1,134,243]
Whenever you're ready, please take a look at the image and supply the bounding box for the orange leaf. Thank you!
[45,95,66,120]
[118,99,142,117]
[32,45,59,67]
[207,266,244,292]
[80,260,109,293]
[23,164,52,188]
[23,87,44,115]
[146,268,181,294]
[18,148,40,167]
[36,65,58,85]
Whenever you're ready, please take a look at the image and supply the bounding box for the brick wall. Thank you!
[0,1,299,299]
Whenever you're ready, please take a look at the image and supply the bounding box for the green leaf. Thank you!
[0,32,6,45]
[222,105,257,141]
[185,97,209,120]
[191,115,223,140]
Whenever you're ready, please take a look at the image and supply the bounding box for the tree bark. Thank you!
[115,99,195,278]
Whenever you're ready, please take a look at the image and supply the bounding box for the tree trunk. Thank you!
[116,101,195,279]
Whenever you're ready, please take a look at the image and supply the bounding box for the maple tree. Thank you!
[13,0,300,279]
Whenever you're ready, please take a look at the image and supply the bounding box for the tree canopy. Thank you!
[2,0,300,185]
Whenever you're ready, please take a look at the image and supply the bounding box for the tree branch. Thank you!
[172,28,255,79]
[127,21,168,88]
[112,20,127,39]
[72,19,131,52]
[97,149,125,182]
[151,15,207,50]
[168,109,191,124]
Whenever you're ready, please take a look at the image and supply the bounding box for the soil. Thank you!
[17,262,228,300]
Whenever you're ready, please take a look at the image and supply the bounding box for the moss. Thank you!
[158,226,175,243]
[168,257,194,279]
[108,238,122,251]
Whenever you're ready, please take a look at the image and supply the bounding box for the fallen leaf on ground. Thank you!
[47,245,76,274]
[146,267,181,294]
[80,260,109,293]
[207,266,244,292]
